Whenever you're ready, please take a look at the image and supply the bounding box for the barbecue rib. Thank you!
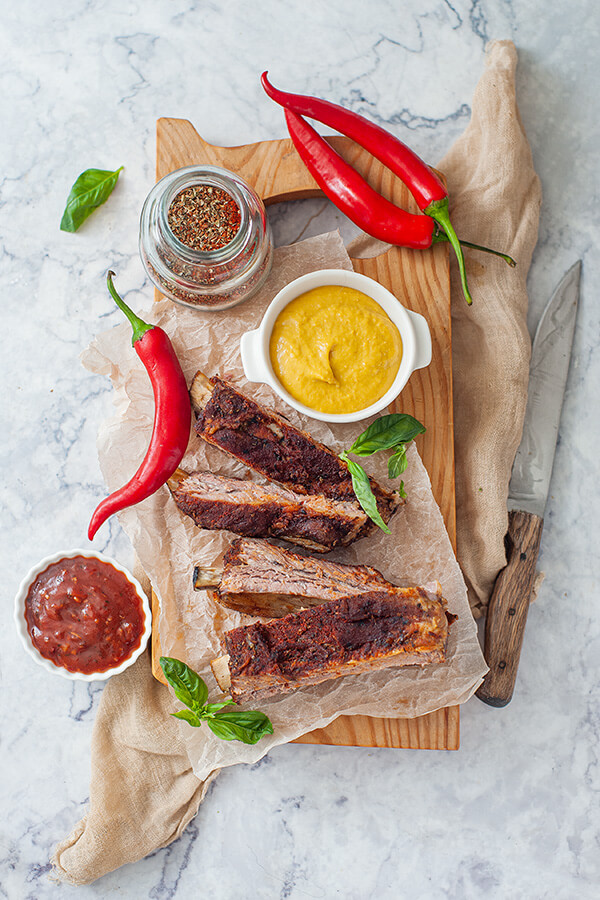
[193,537,395,617]
[211,585,450,703]
[169,470,367,553]
[190,373,400,534]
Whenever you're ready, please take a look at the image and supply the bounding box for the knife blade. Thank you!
[476,260,581,707]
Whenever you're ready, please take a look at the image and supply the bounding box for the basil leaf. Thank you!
[171,709,202,727]
[215,710,274,732]
[388,444,408,479]
[160,656,208,710]
[207,711,274,745]
[60,166,123,232]
[204,700,235,714]
[340,452,391,534]
[398,481,407,500]
[349,414,425,456]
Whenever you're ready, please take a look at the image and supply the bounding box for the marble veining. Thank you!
[1,1,599,898]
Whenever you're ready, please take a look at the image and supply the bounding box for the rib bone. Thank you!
[189,371,213,411]
[210,654,231,691]
[192,565,223,589]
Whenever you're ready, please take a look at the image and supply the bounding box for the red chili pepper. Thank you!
[88,272,191,540]
[284,109,435,249]
[262,72,448,211]
[262,72,516,305]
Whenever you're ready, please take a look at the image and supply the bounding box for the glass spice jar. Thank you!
[139,165,273,311]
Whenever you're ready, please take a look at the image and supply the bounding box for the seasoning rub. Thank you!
[211,584,451,703]
[190,372,401,531]
[167,185,241,251]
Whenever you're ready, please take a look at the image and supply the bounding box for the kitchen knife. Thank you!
[476,260,581,707]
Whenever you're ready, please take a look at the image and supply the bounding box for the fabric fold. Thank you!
[438,39,541,615]
[52,646,218,884]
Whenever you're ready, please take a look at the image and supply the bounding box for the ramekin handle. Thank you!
[240,329,268,384]
[406,310,432,371]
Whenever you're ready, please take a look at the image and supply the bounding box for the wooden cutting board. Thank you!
[151,117,458,750]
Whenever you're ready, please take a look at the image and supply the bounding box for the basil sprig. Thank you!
[160,657,273,745]
[60,166,123,232]
[341,414,426,531]
[339,452,391,534]
[349,414,426,458]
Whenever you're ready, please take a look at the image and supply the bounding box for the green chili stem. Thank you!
[106,270,153,345]
[432,232,517,267]
[458,239,516,267]
[426,198,472,305]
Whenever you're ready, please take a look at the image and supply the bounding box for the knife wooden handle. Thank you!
[476,510,544,707]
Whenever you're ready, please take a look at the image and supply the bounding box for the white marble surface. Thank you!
[1,1,599,897]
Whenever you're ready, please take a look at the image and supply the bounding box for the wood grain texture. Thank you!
[294,706,459,750]
[151,118,458,751]
[476,510,544,707]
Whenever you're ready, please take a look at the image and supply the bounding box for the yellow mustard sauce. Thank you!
[269,285,403,414]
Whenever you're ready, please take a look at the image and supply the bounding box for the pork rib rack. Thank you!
[194,537,396,618]
[169,471,367,553]
[190,373,401,536]
[211,584,450,703]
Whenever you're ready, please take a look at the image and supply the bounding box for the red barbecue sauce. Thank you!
[24,556,145,674]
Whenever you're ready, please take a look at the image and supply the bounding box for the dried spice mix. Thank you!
[140,165,273,311]
[167,185,241,251]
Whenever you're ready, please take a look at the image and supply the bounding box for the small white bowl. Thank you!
[14,549,152,682]
[240,268,432,423]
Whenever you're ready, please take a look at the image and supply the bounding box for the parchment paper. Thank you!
[82,231,487,780]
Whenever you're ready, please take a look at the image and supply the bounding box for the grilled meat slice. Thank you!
[169,470,367,553]
[211,585,449,702]
[190,373,400,533]
[194,537,393,617]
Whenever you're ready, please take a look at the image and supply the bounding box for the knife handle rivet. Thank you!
[520,552,527,561]
[508,607,516,616]
[498,661,507,670]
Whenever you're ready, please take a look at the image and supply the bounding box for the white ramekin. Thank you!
[240,268,432,423]
[14,548,152,682]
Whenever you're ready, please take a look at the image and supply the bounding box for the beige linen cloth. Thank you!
[52,40,540,883]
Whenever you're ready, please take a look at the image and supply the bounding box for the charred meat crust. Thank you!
[222,587,449,702]
[192,375,400,531]
[170,472,367,553]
